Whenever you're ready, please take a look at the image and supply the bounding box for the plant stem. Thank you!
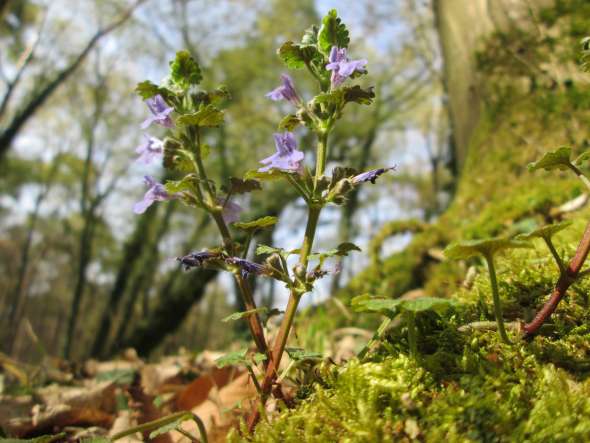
[406,311,418,359]
[190,127,269,360]
[569,164,590,192]
[484,254,510,343]
[247,130,327,432]
[314,131,329,191]
[111,411,208,443]
[543,236,565,275]
[525,220,590,336]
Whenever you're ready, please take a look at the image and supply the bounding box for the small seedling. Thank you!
[351,294,456,358]
[444,237,531,343]
[528,146,590,191]
[516,220,572,274]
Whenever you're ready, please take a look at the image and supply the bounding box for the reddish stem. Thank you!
[524,220,590,336]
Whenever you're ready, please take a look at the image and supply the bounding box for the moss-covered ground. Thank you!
[242,3,590,442]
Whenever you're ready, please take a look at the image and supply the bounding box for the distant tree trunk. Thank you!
[104,202,178,356]
[113,268,218,356]
[90,203,160,358]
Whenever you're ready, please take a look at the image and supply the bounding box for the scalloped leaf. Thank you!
[278,114,301,131]
[169,50,202,89]
[351,294,456,318]
[285,347,322,361]
[221,307,269,323]
[342,85,375,106]
[222,177,262,195]
[444,237,532,260]
[164,176,196,194]
[278,41,307,69]
[136,80,160,99]
[516,220,573,241]
[244,169,284,181]
[318,9,350,55]
[215,349,248,368]
[163,138,193,172]
[528,147,573,172]
[177,104,224,127]
[232,216,278,232]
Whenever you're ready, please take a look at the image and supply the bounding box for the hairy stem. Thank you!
[192,128,268,360]
[525,220,590,336]
[247,130,327,432]
[484,254,510,343]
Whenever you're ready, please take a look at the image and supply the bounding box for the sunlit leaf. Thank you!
[253,353,267,364]
[244,169,284,181]
[215,349,248,368]
[318,9,349,55]
[232,216,278,232]
[169,50,202,89]
[516,220,573,241]
[278,114,301,131]
[221,307,269,323]
[351,294,456,318]
[528,146,573,172]
[285,347,322,361]
[177,104,224,127]
[444,237,531,260]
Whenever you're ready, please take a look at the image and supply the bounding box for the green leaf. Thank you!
[444,237,532,260]
[244,169,284,181]
[574,150,590,166]
[164,176,196,194]
[335,242,361,255]
[177,104,224,127]
[277,40,322,70]
[256,244,284,256]
[351,294,402,317]
[342,85,375,105]
[278,41,306,69]
[253,353,267,364]
[221,307,269,323]
[232,216,278,232]
[163,138,193,173]
[285,347,322,361]
[149,418,185,439]
[3,434,68,443]
[222,177,262,195]
[169,50,202,89]
[400,297,457,313]
[80,438,110,443]
[317,9,350,55]
[278,114,301,131]
[95,368,136,385]
[215,349,248,368]
[208,85,231,105]
[301,25,319,46]
[136,80,161,99]
[516,220,573,241]
[351,294,456,317]
[528,147,573,172]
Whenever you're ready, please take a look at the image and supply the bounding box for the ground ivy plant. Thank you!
[131,9,390,432]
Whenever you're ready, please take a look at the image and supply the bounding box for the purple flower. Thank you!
[135,135,164,165]
[217,198,243,224]
[352,166,396,185]
[326,47,367,88]
[177,251,220,270]
[141,95,174,129]
[266,74,301,105]
[225,257,267,277]
[259,132,304,173]
[133,175,176,214]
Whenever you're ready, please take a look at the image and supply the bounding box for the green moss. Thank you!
[248,3,590,441]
